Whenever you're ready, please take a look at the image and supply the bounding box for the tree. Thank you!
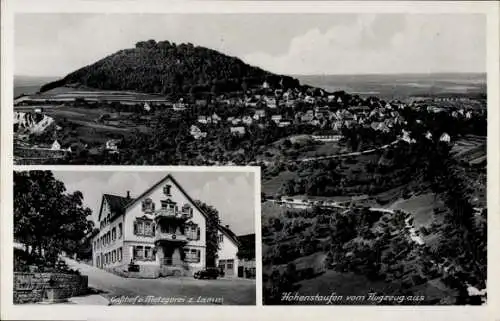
[194,200,221,267]
[13,171,94,267]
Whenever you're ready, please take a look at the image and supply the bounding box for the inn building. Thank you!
[91,174,245,278]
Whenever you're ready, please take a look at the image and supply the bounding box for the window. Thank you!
[144,246,154,261]
[226,259,234,270]
[112,250,116,263]
[134,219,154,237]
[185,224,200,240]
[144,221,152,235]
[118,223,123,239]
[161,200,176,210]
[163,184,172,196]
[184,248,200,263]
[118,247,122,262]
[181,204,192,214]
[112,228,116,241]
[133,246,144,260]
[142,198,155,213]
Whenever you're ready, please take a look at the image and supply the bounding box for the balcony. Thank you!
[155,231,188,243]
[154,208,193,221]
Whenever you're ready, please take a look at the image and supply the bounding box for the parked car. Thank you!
[194,268,223,279]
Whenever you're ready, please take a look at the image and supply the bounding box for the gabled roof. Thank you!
[97,194,132,221]
[218,224,240,246]
[97,174,211,223]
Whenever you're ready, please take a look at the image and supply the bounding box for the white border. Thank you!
[2,1,500,321]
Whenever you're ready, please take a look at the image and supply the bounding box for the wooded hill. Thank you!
[40,39,301,96]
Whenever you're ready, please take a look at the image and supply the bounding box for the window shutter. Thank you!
[196,227,200,240]
[196,250,201,263]
[133,222,138,235]
[152,224,156,236]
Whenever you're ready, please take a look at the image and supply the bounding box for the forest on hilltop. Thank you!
[40,39,301,96]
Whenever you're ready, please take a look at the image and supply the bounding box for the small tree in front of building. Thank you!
[194,200,220,267]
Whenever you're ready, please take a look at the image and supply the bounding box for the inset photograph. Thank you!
[13,169,257,305]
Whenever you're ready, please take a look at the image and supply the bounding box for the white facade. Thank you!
[91,174,238,278]
[216,230,239,277]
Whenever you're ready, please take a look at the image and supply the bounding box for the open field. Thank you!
[388,193,438,228]
[17,86,172,104]
[262,171,298,196]
[294,270,456,305]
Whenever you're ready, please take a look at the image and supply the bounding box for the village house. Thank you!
[216,225,241,278]
[285,100,296,108]
[278,121,291,127]
[173,99,187,111]
[440,132,451,143]
[304,96,315,104]
[264,96,277,109]
[190,125,207,140]
[271,115,282,124]
[231,118,242,125]
[51,140,61,151]
[401,130,416,144]
[197,115,208,124]
[310,118,321,127]
[245,100,259,108]
[105,139,119,153]
[91,174,241,278]
[230,126,246,136]
[211,113,222,124]
[253,109,266,120]
[242,116,253,125]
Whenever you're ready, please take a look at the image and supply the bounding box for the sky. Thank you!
[15,13,485,77]
[52,170,256,236]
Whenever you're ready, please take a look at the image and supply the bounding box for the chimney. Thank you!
[126,191,130,199]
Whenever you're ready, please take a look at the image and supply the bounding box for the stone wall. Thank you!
[13,272,88,304]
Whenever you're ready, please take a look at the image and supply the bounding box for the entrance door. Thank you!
[225,259,234,276]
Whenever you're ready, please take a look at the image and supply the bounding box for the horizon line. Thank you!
[15,71,487,79]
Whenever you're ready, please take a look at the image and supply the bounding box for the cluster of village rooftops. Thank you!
[13,80,482,157]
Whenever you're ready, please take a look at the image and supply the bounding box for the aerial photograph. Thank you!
[13,13,486,305]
